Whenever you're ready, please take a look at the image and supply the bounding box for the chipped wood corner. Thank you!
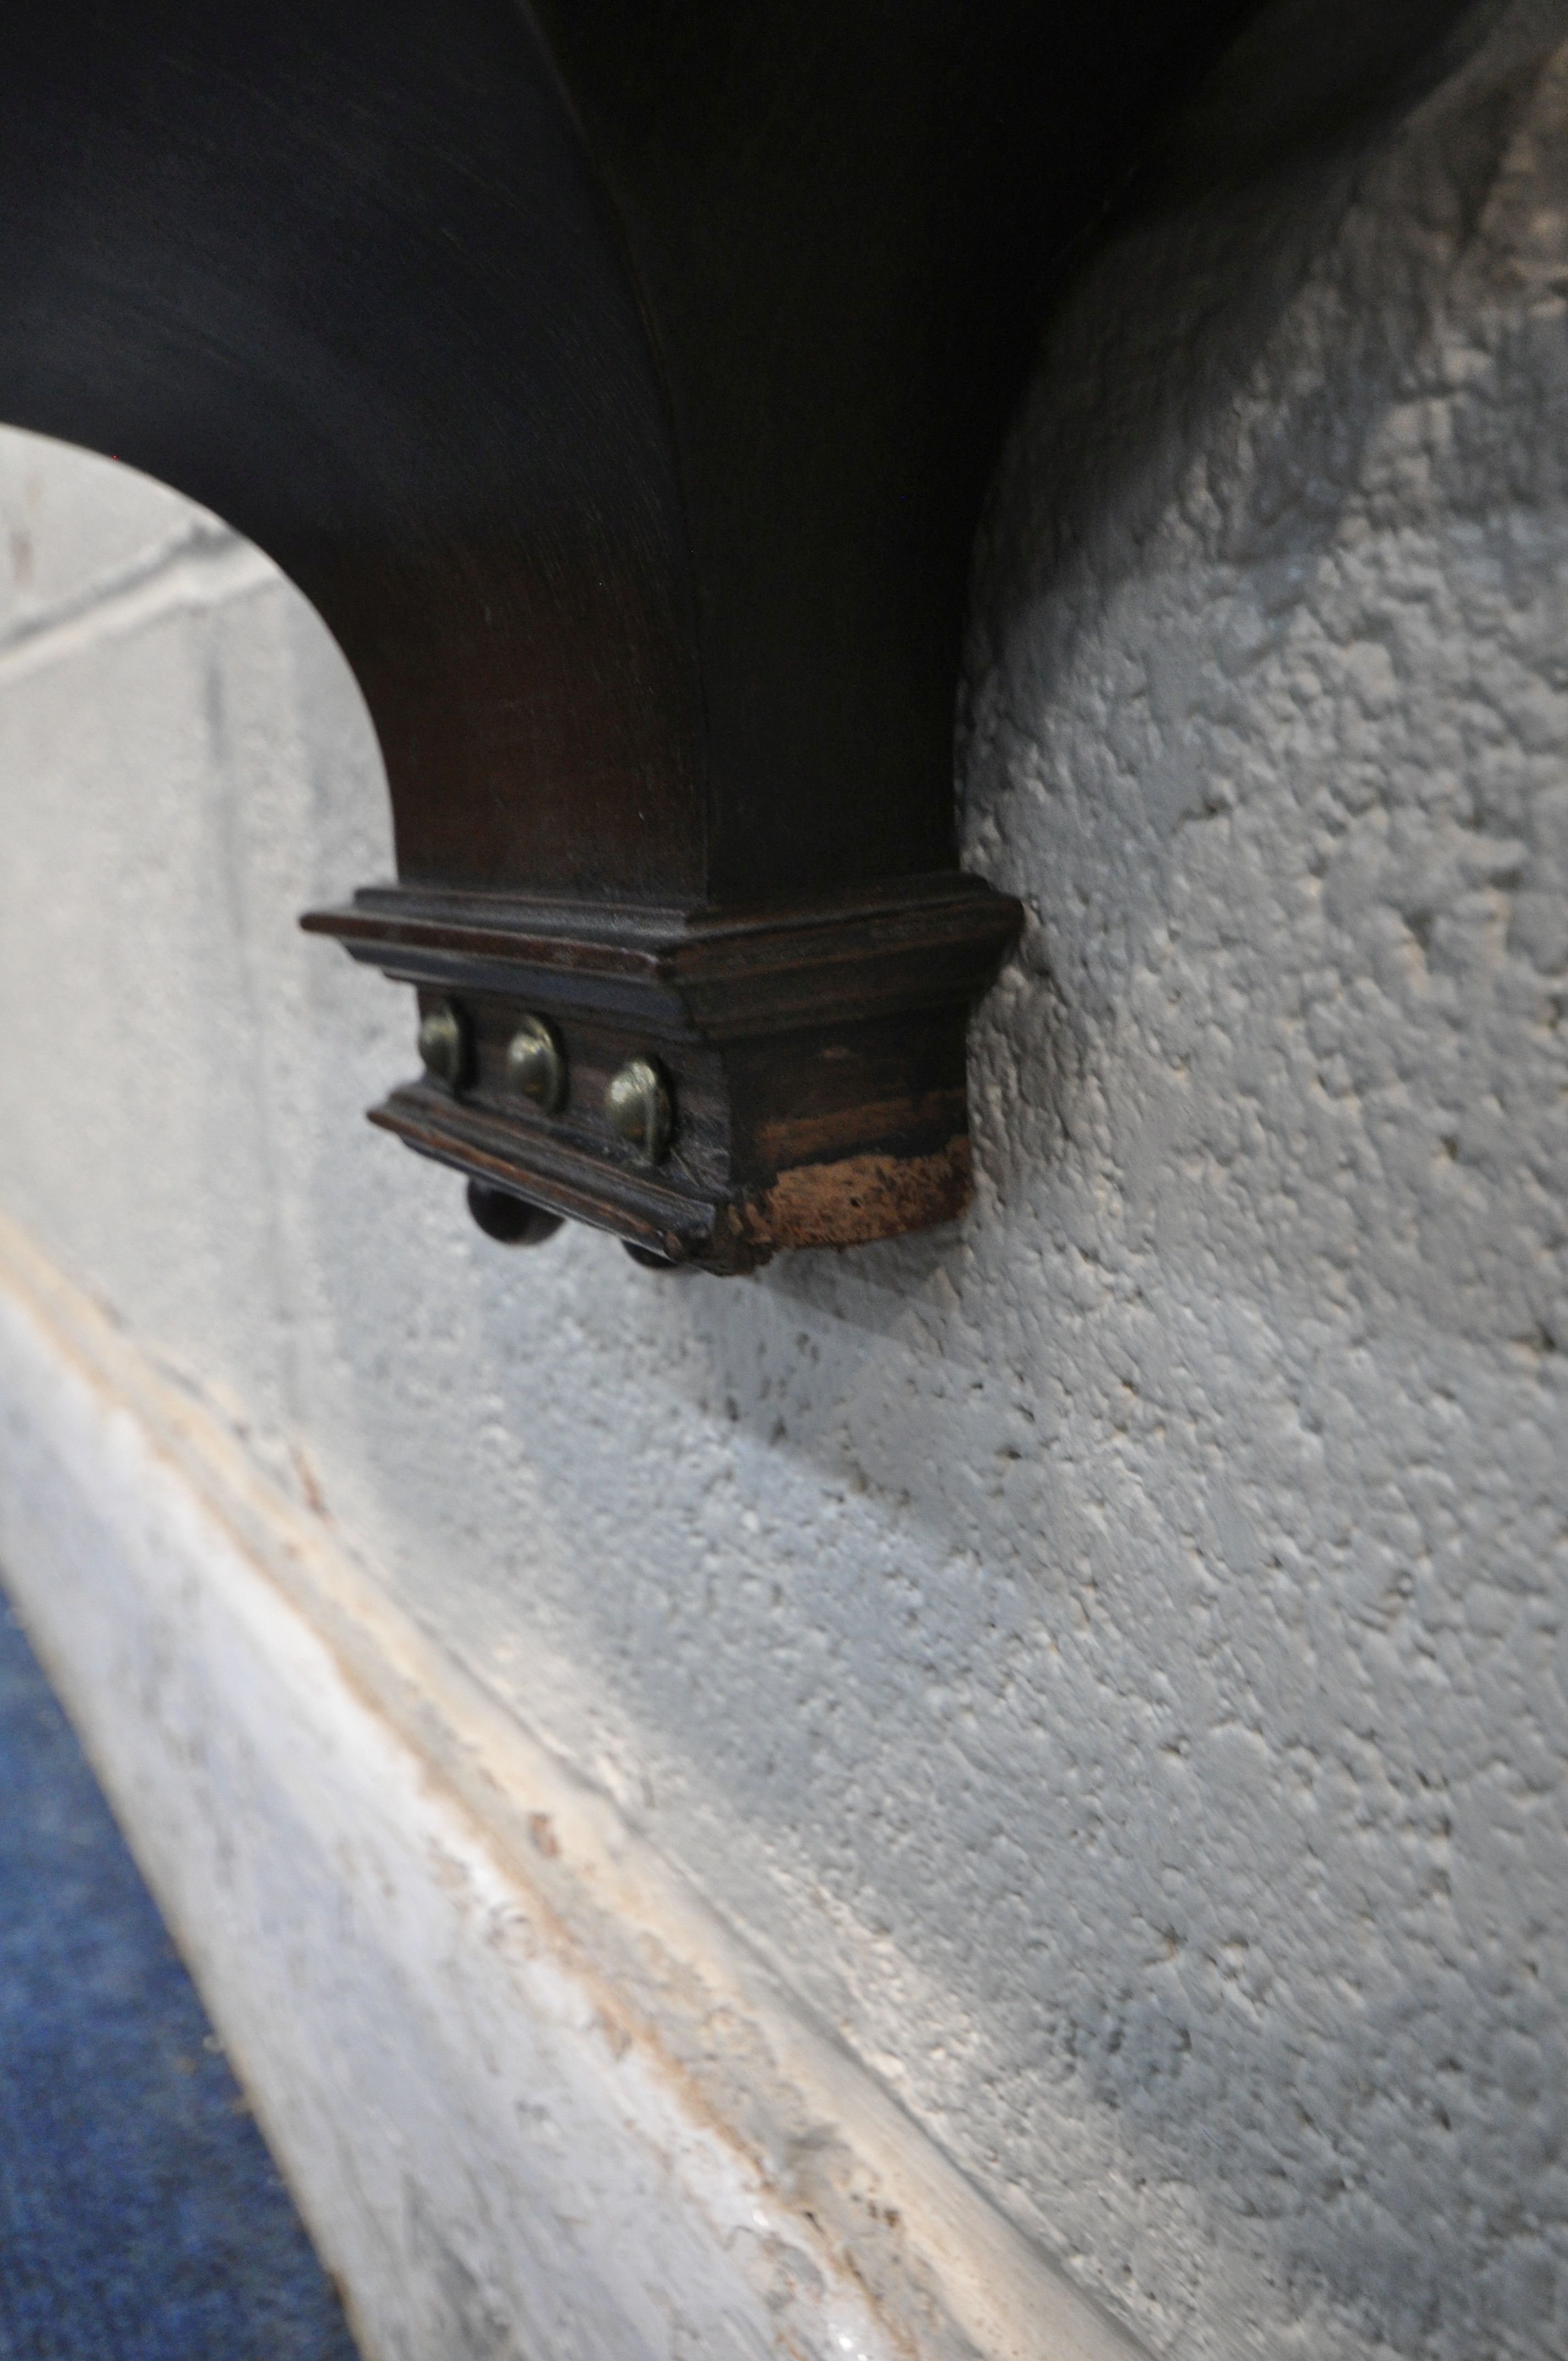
[744,1139,974,1259]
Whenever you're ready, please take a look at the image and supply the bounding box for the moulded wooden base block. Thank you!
[304,872,1020,1271]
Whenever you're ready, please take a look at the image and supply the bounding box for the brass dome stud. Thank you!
[604,1055,672,1165]
[417,1000,470,1091]
[506,1015,566,1114]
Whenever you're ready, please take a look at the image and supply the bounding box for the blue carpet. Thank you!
[0,1600,361,2359]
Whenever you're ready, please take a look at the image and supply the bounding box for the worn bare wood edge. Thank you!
[374,1090,976,1267]
[370,1084,731,1263]
[749,1138,973,1249]
[305,874,1020,1270]
[0,1209,1145,2361]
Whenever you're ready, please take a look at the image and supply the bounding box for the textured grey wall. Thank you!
[1,8,1566,2355]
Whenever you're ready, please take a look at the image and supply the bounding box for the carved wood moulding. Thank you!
[0,1,1251,1269]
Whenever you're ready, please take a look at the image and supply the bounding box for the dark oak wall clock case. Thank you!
[0,0,1249,1270]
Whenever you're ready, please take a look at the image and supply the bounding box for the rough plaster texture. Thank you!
[0,1220,897,2361]
[0,1206,1136,2361]
[1,7,1566,2354]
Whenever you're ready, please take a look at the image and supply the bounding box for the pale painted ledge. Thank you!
[0,1209,1140,2361]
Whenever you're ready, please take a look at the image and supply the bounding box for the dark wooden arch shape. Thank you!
[0,0,1250,1270]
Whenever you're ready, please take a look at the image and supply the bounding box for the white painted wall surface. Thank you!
[1,5,1566,2354]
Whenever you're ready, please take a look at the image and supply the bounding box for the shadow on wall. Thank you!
[2,4,1567,2359]
[467,10,1568,2355]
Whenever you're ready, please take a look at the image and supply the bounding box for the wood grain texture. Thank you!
[0,0,1260,1267]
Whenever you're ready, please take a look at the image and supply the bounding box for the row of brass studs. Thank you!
[417,999,672,1165]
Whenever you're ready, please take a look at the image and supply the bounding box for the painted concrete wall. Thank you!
[1,5,1566,2354]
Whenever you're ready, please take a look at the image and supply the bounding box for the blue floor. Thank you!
[0,1600,360,2359]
